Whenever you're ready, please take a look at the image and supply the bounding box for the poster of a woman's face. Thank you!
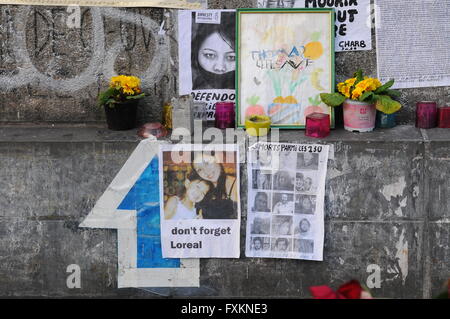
[191,12,236,90]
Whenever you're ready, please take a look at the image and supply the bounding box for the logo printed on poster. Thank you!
[195,10,221,24]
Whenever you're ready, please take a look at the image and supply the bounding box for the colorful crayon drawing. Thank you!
[237,9,334,128]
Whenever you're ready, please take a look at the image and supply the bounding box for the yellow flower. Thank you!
[345,77,357,86]
[351,87,364,99]
[109,75,141,95]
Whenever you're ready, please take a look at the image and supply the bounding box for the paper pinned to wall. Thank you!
[178,10,236,120]
[257,0,372,52]
[375,0,450,89]
[245,142,329,261]
[159,144,241,258]
[0,0,208,8]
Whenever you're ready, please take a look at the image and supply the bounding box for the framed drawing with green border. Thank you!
[236,8,335,129]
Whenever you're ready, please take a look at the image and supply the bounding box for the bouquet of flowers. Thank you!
[320,70,401,114]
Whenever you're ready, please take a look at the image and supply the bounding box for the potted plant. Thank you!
[320,70,401,132]
[98,75,145,130]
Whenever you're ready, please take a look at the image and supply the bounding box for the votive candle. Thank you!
[438,106,450,128]
[305,112,330,138]
[416,101,437,129]
[215,102,235,129]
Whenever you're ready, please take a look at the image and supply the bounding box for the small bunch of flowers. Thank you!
[98,75,145,108]
[320,70,401,114]
[337,77,382,100]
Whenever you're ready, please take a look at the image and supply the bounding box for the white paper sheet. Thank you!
[159,144,241,258]
[245,142,329,261]
[178,10,236,120]
[257,0,372,52]
[375,0,450,89]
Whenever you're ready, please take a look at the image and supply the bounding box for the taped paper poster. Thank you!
[245,142,329,261]
[178,10,236,120]
[375,0,450,89]
[80,138,199,288]
[0,0,208,8]
[257,0,372,52]
[159,144,241,258]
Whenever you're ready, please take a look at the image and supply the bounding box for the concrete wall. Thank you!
[0,125,449,298]
[1,1,449,125]
[0,1,449,298]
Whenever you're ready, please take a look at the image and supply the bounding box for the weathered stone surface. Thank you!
[0,125,447,298]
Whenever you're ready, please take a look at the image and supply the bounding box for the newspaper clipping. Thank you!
[178,10,236,120]
[245,142,329,261]
[159,144,240,258]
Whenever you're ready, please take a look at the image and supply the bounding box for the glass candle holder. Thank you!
[215,102,235,129]
[416,101,437,129]
[438,106,450,128]
[305,112,330,138]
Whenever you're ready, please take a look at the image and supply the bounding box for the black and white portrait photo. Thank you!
[250,216,271,235]
[273,170,295,191]
[250,236,270,251]
[272,193,294,214]
[297,153,319,170]
[252,169,272,190]
[294,195,316,214]
[294,216,313,237]
[251,192,271,213]
[191,11,236,90]
[294,239,314,254]
[271,215,293,235]
[279,151,297,169]
[271,237,292,252]
[294,171,318,194]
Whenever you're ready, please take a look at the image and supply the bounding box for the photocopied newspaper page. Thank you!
[375,0,450,88]
[245,142,329,261]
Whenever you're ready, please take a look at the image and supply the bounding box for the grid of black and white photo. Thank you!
[247,149,320,255]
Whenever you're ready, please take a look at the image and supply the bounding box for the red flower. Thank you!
[310,280,366,299]
[337,280,363,299]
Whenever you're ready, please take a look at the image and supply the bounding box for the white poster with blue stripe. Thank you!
[81,139,199,288]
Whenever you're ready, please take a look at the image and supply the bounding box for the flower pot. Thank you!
[104,100,139,131]
[343,99,376,132]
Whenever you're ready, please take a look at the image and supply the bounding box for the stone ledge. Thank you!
[0,124,449,143]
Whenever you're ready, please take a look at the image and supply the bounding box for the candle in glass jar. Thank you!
[416,101,437,129]
[305,112,330,138]
[215,102,235,129]
[438,106,450,128]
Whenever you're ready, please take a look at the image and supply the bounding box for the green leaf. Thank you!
[375,95,402,114]
[98,87,118,107]
[374,79,394,94]
[126,93,145,100]
[354,70,364,85]
[384,89,401,98]
[359,91,374,102]
[320,93,346,107]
